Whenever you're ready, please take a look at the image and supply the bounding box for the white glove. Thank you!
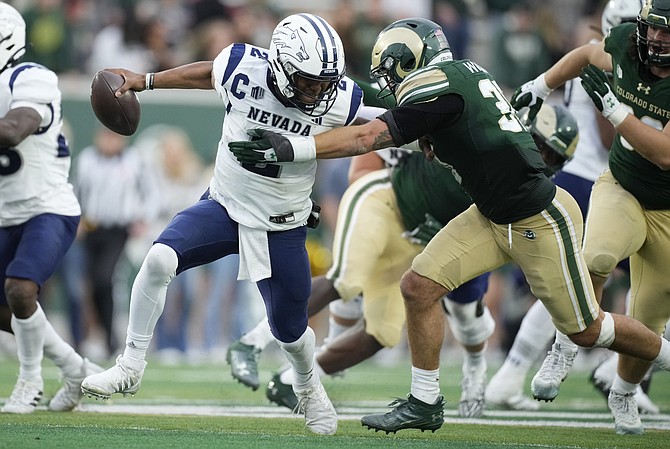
[510,73,553,121]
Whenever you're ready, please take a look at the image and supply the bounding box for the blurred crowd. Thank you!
[0,0,624,367]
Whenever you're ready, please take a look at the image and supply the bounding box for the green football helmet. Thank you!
[637,0,670,66]
[526,103,579,177]
[369,18,452,104]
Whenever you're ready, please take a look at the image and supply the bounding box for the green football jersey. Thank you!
[392,152,473,232]
[395,59,556,224]
[606,23,670,209]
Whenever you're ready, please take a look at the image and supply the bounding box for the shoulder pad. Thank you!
[396,66,449,106]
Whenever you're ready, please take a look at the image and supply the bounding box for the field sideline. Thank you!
[1,354,669,448]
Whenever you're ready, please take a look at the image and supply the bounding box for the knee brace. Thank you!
[143,243,178,284]
[328,295,363,321]
[442,297,495,346]
[594,311,615,348]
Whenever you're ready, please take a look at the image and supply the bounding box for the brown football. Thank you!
[90,70,141,136]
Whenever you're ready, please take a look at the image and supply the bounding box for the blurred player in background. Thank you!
[0,2,102,414]
[486,0,656,414]
[510,0,670,434]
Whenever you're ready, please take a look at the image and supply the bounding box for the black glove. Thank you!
[307,200,321,229]
[228,129,296,164]
[401,213,444,246]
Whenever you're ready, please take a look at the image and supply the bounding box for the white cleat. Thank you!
[531,343,576,402]
[81,355,146,400]
[608,389,644,435]
[49,358,105,411]
[485,365,540,411]
[294,381,337,435]
[1,378,43,414]
[590,356,659,415]
[459,364,487,418]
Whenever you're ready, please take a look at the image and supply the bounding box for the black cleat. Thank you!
[226,340,261,391]
[266,372,299,411]
[361,394,444,434]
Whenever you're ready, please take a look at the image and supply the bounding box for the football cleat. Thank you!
[361,395,444,434]
[459,364,487,418]
[1,378,43,414]
[49,358,105,411]
[226,340,261,391]
[531,343,576,402]
[608,389,644,435]
[81,355,146,400]
[589,356,660,415]
[485,367,540,411]
[266,371,299,411]
[294,381,337,435]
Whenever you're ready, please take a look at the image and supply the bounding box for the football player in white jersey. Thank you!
[81,13,363,435]
[0,3,102,414]
[485,0,655,412]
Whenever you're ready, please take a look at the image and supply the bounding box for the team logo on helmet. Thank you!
[272,25,309,64]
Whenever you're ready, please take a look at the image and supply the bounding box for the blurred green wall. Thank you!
[60,80,223,163]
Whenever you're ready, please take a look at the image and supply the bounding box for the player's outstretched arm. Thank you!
[105,62,215,96]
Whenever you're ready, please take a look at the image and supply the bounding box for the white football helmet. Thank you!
[0,2,26,74]
[601,0,644,36]
[268,13,345,117]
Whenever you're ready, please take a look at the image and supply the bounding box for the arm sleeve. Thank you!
[377,93,464,146]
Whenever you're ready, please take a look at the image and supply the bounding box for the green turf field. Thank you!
[0,352,668,449]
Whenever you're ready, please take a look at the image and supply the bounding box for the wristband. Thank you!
[535,73,552,98]
[287,136,317,162]
[607,104,629,128]
[145,72,155,90]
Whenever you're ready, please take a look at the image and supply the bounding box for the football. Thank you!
[90,70,141,136]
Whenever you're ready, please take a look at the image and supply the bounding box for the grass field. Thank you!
[0,351,669,449]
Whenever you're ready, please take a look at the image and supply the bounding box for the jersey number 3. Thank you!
[479,79,524,133]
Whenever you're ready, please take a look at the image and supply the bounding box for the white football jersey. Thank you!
[210,43,363,231]
[0,63,80,227]
[562,62,610,182]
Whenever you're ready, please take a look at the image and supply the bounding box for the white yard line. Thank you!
[75,404,670,431]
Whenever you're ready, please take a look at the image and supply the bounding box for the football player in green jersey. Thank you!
[510,0,670,435]
[228,16,670,435]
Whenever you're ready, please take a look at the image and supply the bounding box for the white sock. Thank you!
[278,327,317,388]
[410,366,440,405]
[611,374,637,395]
[463,347,486,374]
[510,301,556,367]
[325,316,350,344]
[42,318,83,379]
[555,330,578,354]
[279,359,326,385]
[11,304,47,381]
[124,244,177,364]
[239,318,275,350]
